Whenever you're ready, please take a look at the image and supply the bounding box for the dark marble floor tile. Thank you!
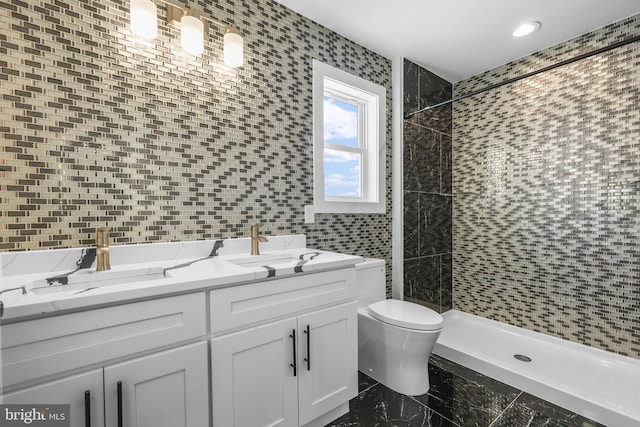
[412,355,521,427]
[326,382,457,427]
[491,393,606,427]
[358,371,378,393]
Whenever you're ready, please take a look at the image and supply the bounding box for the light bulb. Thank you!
[130,0,157,39]
[224,26,243,67]
[512,21,541,38]
[181,15,204,55]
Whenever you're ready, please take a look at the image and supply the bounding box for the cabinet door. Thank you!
[297,302,358,425]
[104,342,208,427]
[3,369,104,427]
[211,317,298,427]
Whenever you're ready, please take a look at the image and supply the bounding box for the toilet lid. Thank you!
[367,299,443,331]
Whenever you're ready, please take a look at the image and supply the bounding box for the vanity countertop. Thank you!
[0,235,363,321]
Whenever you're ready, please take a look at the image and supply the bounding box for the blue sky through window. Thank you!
[324,96,360,197]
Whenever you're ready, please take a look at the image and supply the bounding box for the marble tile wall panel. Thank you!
[441,254,452,311]
[404,255,440,309]
[417,69,453,134]
[404,123,441,193]
[420,194,452,256]
[403,59,453,312]
[404,59,419,116]
[404,191,420,259]
[441,133,452,194]
[0,0,392,291]
[452,15,640,358]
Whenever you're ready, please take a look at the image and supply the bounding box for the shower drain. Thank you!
[514,354,532,362]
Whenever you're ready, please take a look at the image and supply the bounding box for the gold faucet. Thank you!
[96,227,111,271]
[250,223,268,256]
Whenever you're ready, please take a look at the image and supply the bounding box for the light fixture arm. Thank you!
[164,1,237,33]
[165,2,244,68]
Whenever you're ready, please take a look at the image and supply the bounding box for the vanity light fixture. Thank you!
[512,21,541,38]
[166,3,244,67]
[130,0,158,39]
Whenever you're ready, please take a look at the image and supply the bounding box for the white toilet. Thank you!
[356,258,443,396]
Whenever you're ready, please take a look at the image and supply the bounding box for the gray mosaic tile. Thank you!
[0,0,393,290]
[452,15,640,358]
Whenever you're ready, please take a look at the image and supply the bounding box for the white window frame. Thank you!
[312,59,386,214]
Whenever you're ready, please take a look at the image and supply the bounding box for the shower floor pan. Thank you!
[433,309,640,427]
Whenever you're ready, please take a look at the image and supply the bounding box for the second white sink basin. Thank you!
[29,266,167,295]
[228,254,299,268]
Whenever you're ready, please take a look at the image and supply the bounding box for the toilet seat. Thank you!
[367,299,443,331]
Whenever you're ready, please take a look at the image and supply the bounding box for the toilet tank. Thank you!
[355,258,386,308]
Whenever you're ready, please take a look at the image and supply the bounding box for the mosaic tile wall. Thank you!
[0,0,393,288]
[452,15,640,358]
[403,59,452,313]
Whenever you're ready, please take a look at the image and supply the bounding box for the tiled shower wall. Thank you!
[453,15,639,358]
[403,59,452,312]
[0,0,392,286]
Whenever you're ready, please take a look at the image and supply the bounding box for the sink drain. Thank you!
[514,354,532,362]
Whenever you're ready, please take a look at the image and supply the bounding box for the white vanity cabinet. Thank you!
[3,369,105,427]
[0,292,209,427]
[3,343,208,427]
[104,342,209,427]
[0,259,360,427]
[211,317,299,427]
[297,302,357,425]
[209,268,358,427]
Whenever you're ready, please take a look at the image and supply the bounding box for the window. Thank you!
[312,60,386,213]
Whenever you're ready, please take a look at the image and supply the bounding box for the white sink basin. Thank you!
[227,254,299,268]
[28,266,167,295]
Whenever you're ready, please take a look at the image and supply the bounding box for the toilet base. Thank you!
[358,308,441,396]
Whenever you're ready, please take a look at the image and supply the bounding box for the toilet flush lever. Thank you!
[303,325,310,371]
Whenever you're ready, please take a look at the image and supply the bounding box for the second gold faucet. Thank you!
[250,223,268,255]
[96,227,111,271]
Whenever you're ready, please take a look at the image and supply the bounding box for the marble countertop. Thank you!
[0,235,363,321]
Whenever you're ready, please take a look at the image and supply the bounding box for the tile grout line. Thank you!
[407,393,464,427]
[487,391,523,427]
[358,381,379,396]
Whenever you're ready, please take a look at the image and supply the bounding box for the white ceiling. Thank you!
[274,0,640,83]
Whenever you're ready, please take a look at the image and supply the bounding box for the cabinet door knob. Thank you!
[117,381,123,427]
[289,329,297,377]
[84,390,91,427]
[303,325,311,371]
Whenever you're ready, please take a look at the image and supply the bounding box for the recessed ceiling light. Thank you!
[512,21,541,38]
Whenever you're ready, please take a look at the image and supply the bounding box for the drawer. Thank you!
[1,292,206,389]
[210,268,356,333]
